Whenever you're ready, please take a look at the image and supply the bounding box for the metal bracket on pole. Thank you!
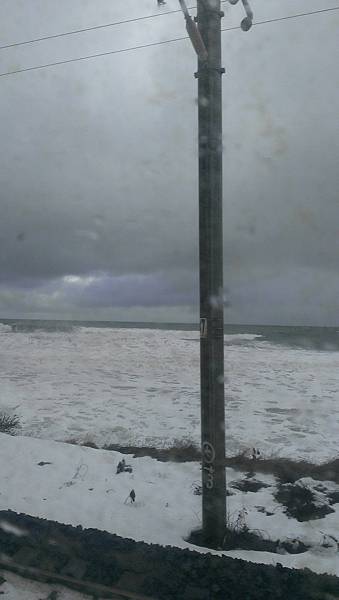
[228,0,254,31]
[178,0,208,62]
[194,66,225,78]
[194,9,224,18]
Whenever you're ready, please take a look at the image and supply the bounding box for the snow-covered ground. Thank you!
[1,324,339,583]
[1,433,339,578]
[1,325,339,463]
[0,570,92,600]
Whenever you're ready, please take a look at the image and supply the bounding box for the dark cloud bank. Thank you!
[0,0,338,324]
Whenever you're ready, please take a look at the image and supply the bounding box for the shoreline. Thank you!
[66,439,339,484]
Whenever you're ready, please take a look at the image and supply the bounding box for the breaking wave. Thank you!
[224,333,263,346]
[0,321,75,334]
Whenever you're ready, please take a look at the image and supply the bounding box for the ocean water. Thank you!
[0,319,339,463]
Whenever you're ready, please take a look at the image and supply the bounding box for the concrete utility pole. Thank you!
[196,0,226,547]
[176,0,253,547]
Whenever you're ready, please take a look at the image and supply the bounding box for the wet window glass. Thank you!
[0,1,338,598]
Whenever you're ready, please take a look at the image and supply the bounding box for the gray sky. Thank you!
[0,0,338,324]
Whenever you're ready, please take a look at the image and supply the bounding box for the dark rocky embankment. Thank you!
[0,510,339,599]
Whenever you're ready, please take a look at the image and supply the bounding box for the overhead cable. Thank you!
[0,6,338,79]
[0,3,215,51]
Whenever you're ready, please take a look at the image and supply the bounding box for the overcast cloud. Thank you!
[0,0,338,324]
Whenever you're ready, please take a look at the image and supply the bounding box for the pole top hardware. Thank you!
[228,0,253,31]
[194,66,225,78]
[194,10,224,23]
[178,0,208,62]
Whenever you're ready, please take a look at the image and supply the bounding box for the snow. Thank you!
[1,433,339,579]
[1,326,339,463]
[1,324,339,584]
[0,570,93,599]
[0,324,12,334]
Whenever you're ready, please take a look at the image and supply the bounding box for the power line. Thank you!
[0,6,338,79]
[0,1,334,52]
[0,34,188,78]
[242,5,339,29]
[0,3,215,51]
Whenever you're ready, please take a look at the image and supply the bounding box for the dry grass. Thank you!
[225,455,339,484]
[103,441,201,462]
[62,437,339,484]
[0,413,20,435]
[188,518,309,554]
[274,482,335,521]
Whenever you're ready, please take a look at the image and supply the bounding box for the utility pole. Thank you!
[176,0,253,547]
[196,0,226,547]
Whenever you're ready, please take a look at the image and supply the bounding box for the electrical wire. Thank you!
[242,5,339,29]
[0,1,334,52]
[0,6,338,79]
[0,34,189,78]
[0,3,217,51]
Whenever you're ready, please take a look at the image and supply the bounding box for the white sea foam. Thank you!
[225,333,263,341]
[0,326,338,463]
[224,333,263,344]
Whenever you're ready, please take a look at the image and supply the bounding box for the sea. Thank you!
[1,319,339,463]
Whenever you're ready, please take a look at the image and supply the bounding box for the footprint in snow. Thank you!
[60,463,88,488]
